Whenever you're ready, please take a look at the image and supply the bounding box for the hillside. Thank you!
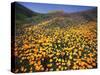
[14,2,41,27]
[15,2,37,19]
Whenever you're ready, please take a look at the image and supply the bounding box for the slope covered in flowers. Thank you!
[13,16,97,73]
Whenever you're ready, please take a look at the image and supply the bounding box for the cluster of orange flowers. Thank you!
[14,18,97,73]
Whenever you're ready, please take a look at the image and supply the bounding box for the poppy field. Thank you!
[11,2,97,73]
